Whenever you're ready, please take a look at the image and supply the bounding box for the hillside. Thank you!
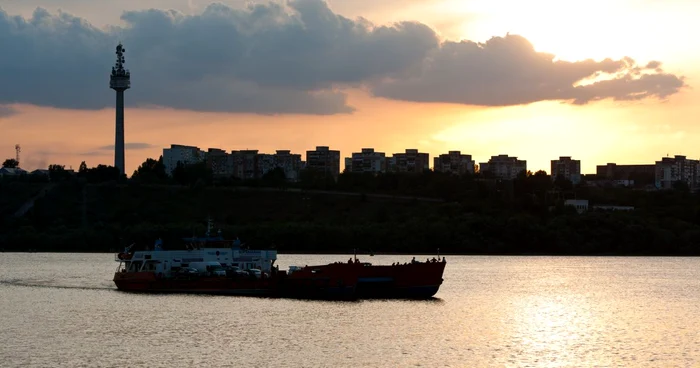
[2,179,700,255]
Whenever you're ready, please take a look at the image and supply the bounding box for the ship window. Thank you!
[129,261,143,271]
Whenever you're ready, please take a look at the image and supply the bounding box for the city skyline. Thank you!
[1,0,698,174]
[159,142,693,178]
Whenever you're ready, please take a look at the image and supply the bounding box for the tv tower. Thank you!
[109,43,130,176]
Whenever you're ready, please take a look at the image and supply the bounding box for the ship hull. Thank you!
[354,261,445,299]
[114,272,276,297]
[113,261,446,300]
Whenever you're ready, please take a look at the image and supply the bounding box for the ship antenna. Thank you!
[206,216,213,237]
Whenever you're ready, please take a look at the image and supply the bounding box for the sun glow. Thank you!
[436,0,694,64]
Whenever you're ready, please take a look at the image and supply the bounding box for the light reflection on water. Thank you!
[1,253,700,367]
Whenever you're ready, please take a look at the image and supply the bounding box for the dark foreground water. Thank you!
[1,253,699,367]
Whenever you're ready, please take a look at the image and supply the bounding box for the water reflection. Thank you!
[1,254,700,367]
[507,294,595,367]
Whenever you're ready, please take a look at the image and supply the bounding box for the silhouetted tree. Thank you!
[48,164,72,181]
[261,167,287,188]
[172,161,212,186]
[299,169,336,190]
[553,175,573,191]
[81,164,121,183]
[2,159,18,168]
[131,156,168,184]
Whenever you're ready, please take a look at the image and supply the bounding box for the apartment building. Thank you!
[389,149,430,173]
[230,150,260,180]
[479,154,527,180]
[345,148,386,173]
[273,150,303,182]
[551,156,581,184]
[306,146,341,180]
[655,155,700,189]
[206,148,231,177]
[596,163,655,180]
[433,151,475,175]
[163,144,206,175]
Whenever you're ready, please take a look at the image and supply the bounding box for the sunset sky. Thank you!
[1,0,697,175]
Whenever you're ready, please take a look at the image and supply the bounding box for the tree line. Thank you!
[1,157,699,255]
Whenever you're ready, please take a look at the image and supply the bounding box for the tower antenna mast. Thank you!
[109,43,131,176]
[15,144,20,166]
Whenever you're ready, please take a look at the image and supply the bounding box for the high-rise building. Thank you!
[109,43,130,176]
[479,154,527,180]
[655,155,700,189]
[551,156,581,184]
[162,144,206,175]
[273,150,303,181]
[433,151,475,175]
[306,146,341,180]
[206,148,232,177]
[389,149,429,173]
[346,148,386,173]
[231,150,259,180]
[596,163,655,180]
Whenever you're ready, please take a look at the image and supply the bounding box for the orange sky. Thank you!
[1,0,698,175]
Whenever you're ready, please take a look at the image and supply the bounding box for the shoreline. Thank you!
[1,250,698,257]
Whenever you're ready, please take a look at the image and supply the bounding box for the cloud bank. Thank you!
[0,105,19,118]
[0,0,687,115]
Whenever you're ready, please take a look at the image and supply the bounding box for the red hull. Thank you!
[114,272,276,296]
[114,261,446,300]
[291,261,446,299]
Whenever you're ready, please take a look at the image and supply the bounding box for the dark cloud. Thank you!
[0,105,18,118]
[97,143,156,150]
[370,35,687,106]
[0,1,437,114]
[0,2,687,115]
[78,151,106,157]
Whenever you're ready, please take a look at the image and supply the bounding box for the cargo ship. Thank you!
[113,221,445,300]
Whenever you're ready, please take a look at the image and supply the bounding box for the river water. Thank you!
[1,253,699,367]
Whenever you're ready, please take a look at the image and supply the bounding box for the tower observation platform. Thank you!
[110,43,131,176]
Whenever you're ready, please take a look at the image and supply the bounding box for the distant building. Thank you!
[389,149,429,173]
[0,167,27,177]
[479,155,527,180]
[564,199,589,214]
[206,148,232,178]
[655,155,700,190]
[551,156,581,184]
[273,150,303,182]
[231,150,259,180]
[433,151,475,175]
[306,146,341,180]
[162,144,206,175]
[256,153,276,179]
[596,163,655,180]
[346,148,386,174]
[30,169,50,177]
[592,205,634,211]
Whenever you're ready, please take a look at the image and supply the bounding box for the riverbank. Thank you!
[2,180,699,255]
